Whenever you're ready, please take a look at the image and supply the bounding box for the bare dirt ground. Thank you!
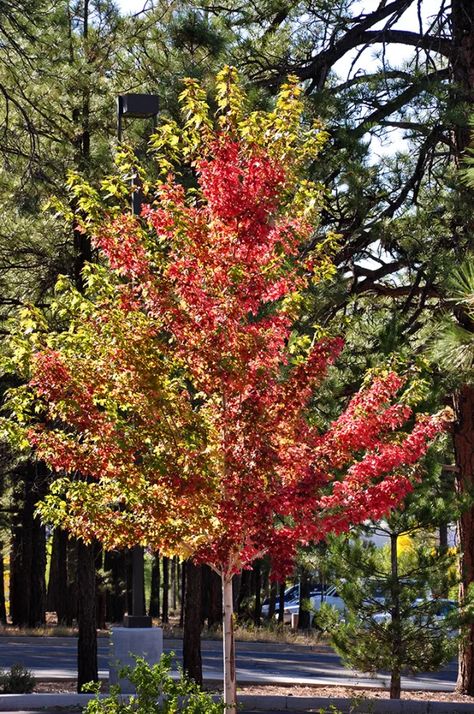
[34,680,474,704]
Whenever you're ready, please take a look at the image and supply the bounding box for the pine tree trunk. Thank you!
[179,561,186,628]
[451,0,474,158]
[104,549,126,623]
[162,556,169,624]
[222,572,237,713]
[10,462,47,627]
[66,539,78,626]
[253,560,262,626]
[183,560,202,685]
[268,580,277,620]
[171,557,177,611]
[207,567,222,629]
[236,570,250,617]
[10,519,31,626]
[77,540,98,691]
[454,385,474,694]
[125,549,133,616]
[149,552,160,618]
[95,543,106,630]
[0,544,6,624]
[47,529,69,624]
[28,516,46,627]
[277,581,285,624]
[298,568,311,630]
[389,533,402,699]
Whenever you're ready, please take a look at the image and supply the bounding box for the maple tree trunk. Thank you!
[183,560,202,685]
[222,572,237,713]
[454,385,474,695]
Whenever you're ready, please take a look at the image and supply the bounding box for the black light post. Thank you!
[117,93,159,629]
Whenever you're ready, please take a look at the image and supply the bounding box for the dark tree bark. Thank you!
[149,551,160,618]
[125,548,133,615]
[179,561,186,628]
[208,566,222,629]
[277,581,285,624]
[66,538,78,627]
[161,556,169,624]
[454,385,474,695]
[47,529,69,624]
[94,543,106,630]
[182,560,202,685]
[253,560,262,626]
[77,539,98,691]
[10,462,47,627]
[29,516,46,627]
[171,557,178,611]
[104,549,127,623]
[298,569,311,630]
[10,515,31,626]
[389,533,401,699]
[450,0,474,695]
[451,0,474,156]
[0,545,6,624]
[237,569,251,617]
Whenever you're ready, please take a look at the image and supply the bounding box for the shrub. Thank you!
[83,653,225,713]
[0,664,35,693]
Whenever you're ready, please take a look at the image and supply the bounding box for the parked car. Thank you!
[275,585,346,624]
[261,584,299,618]
[371,598,457,630]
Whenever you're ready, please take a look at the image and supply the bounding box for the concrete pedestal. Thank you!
[109,626,163,693]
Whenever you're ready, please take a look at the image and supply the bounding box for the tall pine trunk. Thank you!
[389,533,401,699]
[454,385,474,694]
[0,544,6,624]
[183,561,202,684]
[47,529,69,624]
[77,539,98,691]
[450,0,474,694]
[149,552,160,618]
[161,556,169,624]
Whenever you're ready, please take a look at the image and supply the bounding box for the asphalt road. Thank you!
[0,635,458,692]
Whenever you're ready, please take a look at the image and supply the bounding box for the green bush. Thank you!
[83,653,225,713]
[0,664,35,693]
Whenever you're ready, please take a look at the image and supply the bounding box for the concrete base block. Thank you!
[109,626,163,693]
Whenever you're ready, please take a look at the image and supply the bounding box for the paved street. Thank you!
[0,635,458,691]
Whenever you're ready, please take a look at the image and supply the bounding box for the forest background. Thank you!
[1,0,474,700]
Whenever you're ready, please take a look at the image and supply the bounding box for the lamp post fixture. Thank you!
[117,93,159,629]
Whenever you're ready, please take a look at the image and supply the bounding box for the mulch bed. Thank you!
[33,680,474,704]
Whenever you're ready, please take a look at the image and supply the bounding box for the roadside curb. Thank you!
[1,693,474,713]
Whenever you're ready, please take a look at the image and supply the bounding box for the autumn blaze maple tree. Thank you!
[2,68,446,711]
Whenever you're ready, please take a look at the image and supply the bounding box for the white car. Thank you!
[371,598,457,629]
[261,584,299,618]
[277,586,346,624]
